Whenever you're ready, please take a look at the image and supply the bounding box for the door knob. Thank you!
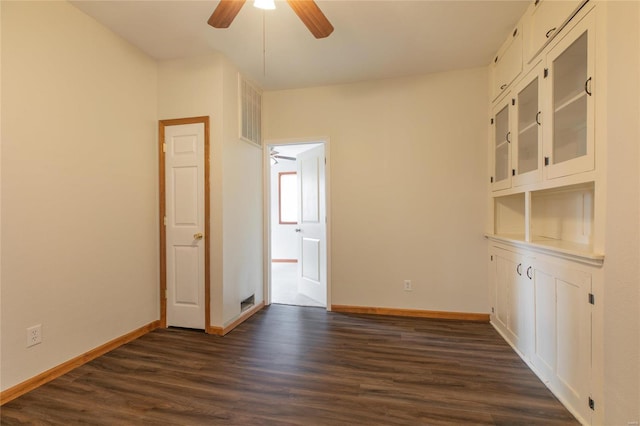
[193,233,204,240]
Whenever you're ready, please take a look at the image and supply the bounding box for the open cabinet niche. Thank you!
[530,182,594,250]
[494,193,526,238]
[492,181,595,256]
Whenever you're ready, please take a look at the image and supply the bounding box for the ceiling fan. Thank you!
[207,0,334,39]
[270,148,296,164]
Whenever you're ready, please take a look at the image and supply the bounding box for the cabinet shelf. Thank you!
[555,90,586,114]
[519,121,538,135]
[486,233,604,265]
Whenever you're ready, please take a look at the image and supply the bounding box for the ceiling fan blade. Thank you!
[274,155,297,161]
[208,0,246,28]
[286,0,334,39]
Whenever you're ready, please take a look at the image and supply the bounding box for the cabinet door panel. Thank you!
[495,253,512,332]
[533,269,556,379]
[491,100,512,191]
[526,0,586,63]
[493,27,523,100]
[531,260,592,424]
[513,63,544,187]
[544,11,595,179]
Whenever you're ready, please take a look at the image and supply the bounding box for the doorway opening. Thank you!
[266,140,329,309]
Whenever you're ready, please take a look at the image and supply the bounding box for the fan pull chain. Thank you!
[262,11,266,77]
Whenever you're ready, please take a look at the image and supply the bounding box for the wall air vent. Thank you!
[239,74,262,148]
[241,294,255,312]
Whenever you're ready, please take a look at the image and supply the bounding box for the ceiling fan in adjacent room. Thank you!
[207,0,334,39]
[270,148,296,164]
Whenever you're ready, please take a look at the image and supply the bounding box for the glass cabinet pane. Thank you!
[494,105,509,182]
[552,31,588,165]
[517,78,539,174]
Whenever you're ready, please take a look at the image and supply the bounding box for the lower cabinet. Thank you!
[490,245,593,424]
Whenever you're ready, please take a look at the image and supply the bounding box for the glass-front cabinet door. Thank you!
[544,11,595,179]
[492,98,512,191]
[513,63,544,187]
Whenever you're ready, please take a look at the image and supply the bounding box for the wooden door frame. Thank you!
[159,116,210,331]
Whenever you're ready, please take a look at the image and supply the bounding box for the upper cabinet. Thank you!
[491,24,523,101]
[544,11,595,179]
[513,63,544,187]
[490,3,595,191]
[491,97,512,191]
[524,0,587,63]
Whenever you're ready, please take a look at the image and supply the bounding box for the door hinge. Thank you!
[163,216,167,226]
[588,397,595,410]
[511,98,516,106]
[544,156,550,166]
[490,118,494,125]
[512,169,516,176]
[544,68,549,78]
[490,255,494,261]
[589,293,595,305]
[324,157,327,165]
[490,176,494,183]
[491,307,495,313]
[162,143,167,153]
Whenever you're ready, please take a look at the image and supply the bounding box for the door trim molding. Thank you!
[158,116,210,331]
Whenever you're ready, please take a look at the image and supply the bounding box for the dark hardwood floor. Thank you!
[1,305,578,425]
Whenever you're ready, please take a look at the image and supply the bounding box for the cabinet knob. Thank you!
[536,111,541,126]
[526,266,533,280]
[546,27,557,38]
[506,132,512,143]
[500,84,507,90]
[516,263,522,276]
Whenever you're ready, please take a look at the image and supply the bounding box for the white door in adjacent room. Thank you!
[296,144,327,306]
[165,123,205,329]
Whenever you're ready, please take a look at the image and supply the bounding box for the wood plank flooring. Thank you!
[1,305,578,425]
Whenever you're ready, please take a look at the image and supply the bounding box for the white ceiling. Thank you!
[71,0,529,91]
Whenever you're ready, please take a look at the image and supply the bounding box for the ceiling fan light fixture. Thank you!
[254,0,275,10]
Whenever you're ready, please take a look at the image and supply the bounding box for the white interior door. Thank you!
[296,145,326,306]
[165,123,205,329]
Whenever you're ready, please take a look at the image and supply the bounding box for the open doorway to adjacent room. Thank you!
[267,141,328,308]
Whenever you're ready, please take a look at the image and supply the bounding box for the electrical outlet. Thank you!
[26,324,42,347]
[403,280,412,291]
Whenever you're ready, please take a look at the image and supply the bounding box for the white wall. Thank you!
[270,160,298,260]
[220,60,263,323]
[157,55,263,327]
[1,1,158,391]
[264,68,489,313]
[602,1,640,423]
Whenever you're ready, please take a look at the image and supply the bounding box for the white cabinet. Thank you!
[513,63,544,187]
[491,24,523,101]
[492,248,534,358]
[490,97,512,191]
[490,6,596,190]
[544,11,595,179]
[492,182,598,258]
[524,0,587,63]
[530,258,592,424]
[489,244,594,424]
